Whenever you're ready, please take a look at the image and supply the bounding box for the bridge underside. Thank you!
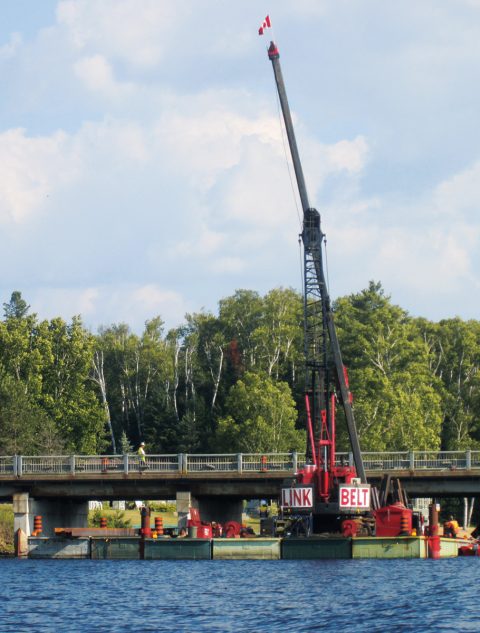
[0,472,290,502]
[367,471,480,497]
[12,490,246,538]
[2,469,480,502]
[5,469,480,539]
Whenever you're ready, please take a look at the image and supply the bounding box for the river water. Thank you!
[0,558,478,632]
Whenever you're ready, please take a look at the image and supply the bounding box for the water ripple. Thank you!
[0,558,479,632]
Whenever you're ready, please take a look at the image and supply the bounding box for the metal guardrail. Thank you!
[2,451,480,477]
[0,456,15,474]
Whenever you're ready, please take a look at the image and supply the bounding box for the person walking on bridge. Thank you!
[138,442,147,470]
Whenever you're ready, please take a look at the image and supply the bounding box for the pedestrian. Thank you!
[138,441,147,470]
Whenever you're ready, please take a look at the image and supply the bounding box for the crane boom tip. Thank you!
[268,41,279,59]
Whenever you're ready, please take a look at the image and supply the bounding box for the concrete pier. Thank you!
[13,492,89,538]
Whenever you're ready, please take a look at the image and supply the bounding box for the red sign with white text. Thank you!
[281,487,313,509]
[339,485,371,510]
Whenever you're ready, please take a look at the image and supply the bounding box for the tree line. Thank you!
[0,283,479,456]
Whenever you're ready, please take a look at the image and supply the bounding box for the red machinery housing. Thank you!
[375,504,413,537]
[187,508,213,538]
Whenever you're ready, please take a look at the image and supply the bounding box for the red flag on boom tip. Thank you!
[258,15,271,35]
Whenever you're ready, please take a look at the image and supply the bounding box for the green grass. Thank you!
[88,507,179,528]
[88,507,261,532]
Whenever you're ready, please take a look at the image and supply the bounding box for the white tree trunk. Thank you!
[92,350,116,454]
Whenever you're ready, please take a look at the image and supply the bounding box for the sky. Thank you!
[1,0,480,333]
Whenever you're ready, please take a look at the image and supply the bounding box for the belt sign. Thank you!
[281,487,313,508]
[339,485,371,510]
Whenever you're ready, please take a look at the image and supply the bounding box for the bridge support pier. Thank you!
[175,492,243,527]
[176,491,196,530]
[13,492,89,538]
[13,492,30,537]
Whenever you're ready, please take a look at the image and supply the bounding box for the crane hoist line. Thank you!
[266,40,369,533]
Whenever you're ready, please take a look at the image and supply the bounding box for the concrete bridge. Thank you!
[2,450,480,536]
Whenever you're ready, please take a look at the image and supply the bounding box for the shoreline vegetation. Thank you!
[1,283,479,461]
[0,505,13,555]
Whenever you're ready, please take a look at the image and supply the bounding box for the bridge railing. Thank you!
[22,456,72,474]
[412,451,467,470]
[471,451,480,468]
[362,452,412,470]
[335,451,480,471]
[186,454,238,472]
[0,456,15,474]
[5,450,480,477]
[9,453,300,476]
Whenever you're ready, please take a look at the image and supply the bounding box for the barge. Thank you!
[24,534,471,560]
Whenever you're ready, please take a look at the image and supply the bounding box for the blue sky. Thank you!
[1,1,480,332]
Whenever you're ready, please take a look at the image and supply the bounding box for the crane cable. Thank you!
[273,82,302,230]
[298,235,304,298]
[323,234,331,296]
[273,66,305,304]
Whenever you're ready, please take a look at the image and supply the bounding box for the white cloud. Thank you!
[30,283,189,331]
[209,257,245,275]
[0,1,478,330]
[131,284,187,321]
[302,134,369,197]
[57,0,190,68]
[0,128,80,224]
[153,94,368,236]
[432,160,480,217]
[170,226,226,259]
[325,137,369,174]
[0,117,154,226]
[74,54,135,98]
[30,286,99,320]
[325,157,480,308]
[154,103,283,192]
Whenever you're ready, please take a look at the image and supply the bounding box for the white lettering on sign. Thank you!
[339,485,371,509]
[281,487,313,508]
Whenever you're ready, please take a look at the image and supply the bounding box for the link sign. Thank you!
[339,484,371,510]
[281,486,313,508]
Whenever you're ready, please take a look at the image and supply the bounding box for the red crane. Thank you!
[265,40,371,534]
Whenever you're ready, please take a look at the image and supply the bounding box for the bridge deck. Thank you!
[1,451,480,498]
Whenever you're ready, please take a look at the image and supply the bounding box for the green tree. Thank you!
[96,318,178,452]
[251,287,302,381]
[3,291,30,319]
[219,289,263,373]
[40,316,106,453]
[119,430,133,454]
[0,370,63,454]
[417,318,480,449]
[334,282,442,450]
[214,372,305,453]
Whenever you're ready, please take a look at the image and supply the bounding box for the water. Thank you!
[0,558,479,632]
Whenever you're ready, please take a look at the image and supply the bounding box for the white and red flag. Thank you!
[258,15,271,35]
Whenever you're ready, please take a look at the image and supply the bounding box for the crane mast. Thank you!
[267,41,366,502]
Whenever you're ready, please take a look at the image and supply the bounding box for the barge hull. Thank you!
[26,536,466,560]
